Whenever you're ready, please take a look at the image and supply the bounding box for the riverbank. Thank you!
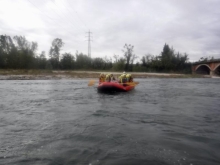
[0,70,207,80]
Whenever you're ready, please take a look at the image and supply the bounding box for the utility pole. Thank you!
[86,30,92,58]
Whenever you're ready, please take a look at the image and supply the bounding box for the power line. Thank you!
[64,0,89,31]
[58,0,88,31]
[27,0,54,20]
[50,0,85,34]
[27,0,91,54]
[27,0,79,39]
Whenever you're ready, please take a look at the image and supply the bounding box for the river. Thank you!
[0,78,219,165]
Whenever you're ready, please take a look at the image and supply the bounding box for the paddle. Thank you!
[131,82,139,86]
[133,81,139,85]
[88,80,96,86]
[123,81,139,86]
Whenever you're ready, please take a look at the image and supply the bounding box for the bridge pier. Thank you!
[192,71,196,75]
[210,70,215,76]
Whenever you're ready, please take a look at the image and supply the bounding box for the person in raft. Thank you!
[118,72,127,83]
[99,73,106,83]
[105,73,115,82]
[126,73,133,82]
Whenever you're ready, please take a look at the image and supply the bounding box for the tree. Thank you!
[113,54,119,63]
[0,35,16,68]
[92,57,105,69]
[122,44,137,71]
[37,51,47,69]
[75,52,91,69]
[13,36,38,69]
[0,35,15,53]
[49,38,64,60]
[60,52,75,70]
[141,54,154,71]
[161,43,175,70]
[31,42,38,56]
[199,56,215,62]
[13,36,29,50]
[112,57,125,71]
[103,56,113,70]
[49,38,64,69]
[40,51,46,59]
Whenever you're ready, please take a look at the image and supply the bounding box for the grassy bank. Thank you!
[0,69,206,80]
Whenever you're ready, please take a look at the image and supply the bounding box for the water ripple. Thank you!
[0,79,220,165]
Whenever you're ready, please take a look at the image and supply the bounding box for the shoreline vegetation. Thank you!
[0,70,208,80]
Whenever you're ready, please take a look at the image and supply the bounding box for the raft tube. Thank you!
[97,81,135,93]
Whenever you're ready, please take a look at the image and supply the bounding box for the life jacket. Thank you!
[120,74,127,83]
[126,74,133,82]
[99,74,105,83]
[118,75,121,82]
[126,74,131,78]
[105,74,111,82]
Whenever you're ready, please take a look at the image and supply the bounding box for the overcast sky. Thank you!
[0,0,220,62]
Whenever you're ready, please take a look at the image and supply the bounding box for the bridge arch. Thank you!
[214,64,220,75]
[195,64,211,71]
[195,64,211,75]
[214,63,220,71]
[192,60,220,77]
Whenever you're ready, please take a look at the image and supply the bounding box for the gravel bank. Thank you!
[0,70,207,80]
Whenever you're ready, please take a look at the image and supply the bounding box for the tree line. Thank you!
[0,34,192,73]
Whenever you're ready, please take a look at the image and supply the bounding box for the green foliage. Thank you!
[0,35,38,69]
[36,51,47,69]
[49,38,64,69]
[140,44,190,73]
[45,61,53,70]
[102,56,113,70]
[49,38,64,59]
[92,57,105,69]
[133,62,146,72]
[75,52,91,69]
[112,58,125,71]
[0,35,15,68]
[60,53,75,70]
[122,44,137,71]
[198,56,218,62]
[0,34,195,73]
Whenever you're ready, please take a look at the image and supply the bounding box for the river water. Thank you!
[0,78,219,165]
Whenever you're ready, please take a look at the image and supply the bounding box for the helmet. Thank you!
[126,74,131,77]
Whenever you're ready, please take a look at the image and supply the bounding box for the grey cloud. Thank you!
[1,0,220,61]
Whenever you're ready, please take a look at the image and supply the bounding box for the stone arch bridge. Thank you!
[192,59,220,76]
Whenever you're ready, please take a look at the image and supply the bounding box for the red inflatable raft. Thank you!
[97,81,135,93]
